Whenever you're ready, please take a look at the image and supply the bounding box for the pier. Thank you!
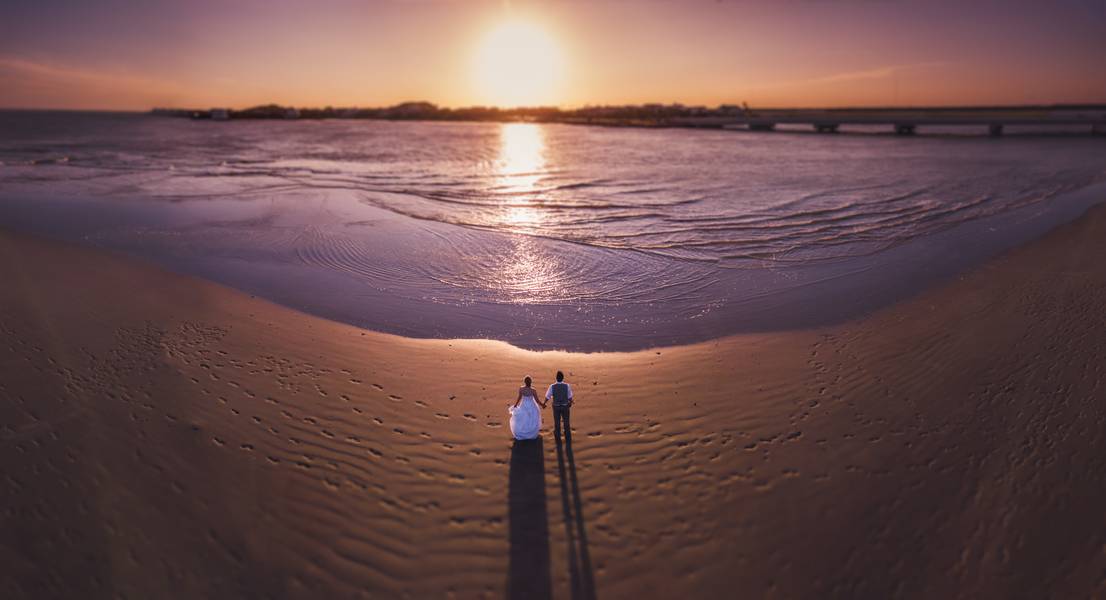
[668,106,1106,136]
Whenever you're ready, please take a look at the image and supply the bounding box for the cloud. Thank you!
[0,56,188,109]
[730,61,953,107]
[804,62,946,86]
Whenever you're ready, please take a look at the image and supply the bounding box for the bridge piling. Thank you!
[686,106,1106,137]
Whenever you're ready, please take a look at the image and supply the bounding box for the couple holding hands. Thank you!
[509,370,574,441]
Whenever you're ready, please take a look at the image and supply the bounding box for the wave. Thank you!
[4,118,1105,269]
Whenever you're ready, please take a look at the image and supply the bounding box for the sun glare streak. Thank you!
[471,19,564,108]
[497,123,545,190]
[488,122,566,303]
[495,123,546,228]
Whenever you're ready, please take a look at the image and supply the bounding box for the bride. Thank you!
[509,376,544,440]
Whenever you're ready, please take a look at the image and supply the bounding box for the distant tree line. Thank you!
[150,101,1106,133]
[150,101,751,126]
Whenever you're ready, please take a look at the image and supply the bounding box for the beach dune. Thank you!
[2,205,1106,598]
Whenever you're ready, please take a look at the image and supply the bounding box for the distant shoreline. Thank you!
[148,102,1106,136]
[2,103,1103,135]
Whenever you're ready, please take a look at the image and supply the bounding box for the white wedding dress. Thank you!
[509,392,542,440]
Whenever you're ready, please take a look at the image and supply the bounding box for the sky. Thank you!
[1,0,1104,110]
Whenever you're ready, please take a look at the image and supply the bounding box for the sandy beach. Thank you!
[2,197,1105,598]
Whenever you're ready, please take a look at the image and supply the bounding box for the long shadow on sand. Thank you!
[555,428,597,600]
[508,438,552,600]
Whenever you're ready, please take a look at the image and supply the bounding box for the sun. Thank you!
[472,19,564,108]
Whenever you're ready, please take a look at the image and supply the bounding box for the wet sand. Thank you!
[2,204,1105,598]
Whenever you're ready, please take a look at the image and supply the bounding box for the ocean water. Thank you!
[1,111,1105,350]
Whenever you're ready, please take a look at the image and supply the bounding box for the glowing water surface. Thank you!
[1,112,1105,349]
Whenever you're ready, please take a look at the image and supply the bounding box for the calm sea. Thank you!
[2,111,1104,349]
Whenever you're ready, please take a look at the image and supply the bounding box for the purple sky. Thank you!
[1,0,1104,109]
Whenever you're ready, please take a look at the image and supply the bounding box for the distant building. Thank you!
[284,108,300,119]
[210,108,229,121]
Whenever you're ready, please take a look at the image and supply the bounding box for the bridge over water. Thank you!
[668,105,1106,136]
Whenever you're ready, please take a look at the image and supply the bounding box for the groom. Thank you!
[545,371,574,438]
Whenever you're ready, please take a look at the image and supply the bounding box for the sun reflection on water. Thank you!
[497,123,545,190]
[496,123,547,230]
[487,123,568,304]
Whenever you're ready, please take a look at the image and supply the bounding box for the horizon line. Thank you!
[4,100,1106,113]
